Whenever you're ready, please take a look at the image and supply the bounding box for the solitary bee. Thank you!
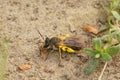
[36,29,86,65]
[44,35,85,53]
[45,35,86,65]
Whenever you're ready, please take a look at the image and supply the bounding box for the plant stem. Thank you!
[98,62,108,80]
[0,39,8,80]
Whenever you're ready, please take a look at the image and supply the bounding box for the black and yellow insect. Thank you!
[44,35,85,52]
[42,34,85,65]
[36,28,85,65]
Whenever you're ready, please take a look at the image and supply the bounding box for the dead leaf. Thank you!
[83,26,98,34]
[18,64,32,70]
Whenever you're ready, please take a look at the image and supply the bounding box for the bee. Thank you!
[44,35,86,53]
[36,29,86,65]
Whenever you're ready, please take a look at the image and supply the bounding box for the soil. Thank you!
[1,0,120,80]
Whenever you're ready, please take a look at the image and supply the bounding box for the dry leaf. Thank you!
[83,26,98,34]
[18,64,32,70]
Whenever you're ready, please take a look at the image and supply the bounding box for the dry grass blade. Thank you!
[98,62,108,80]
[0,39,8,80]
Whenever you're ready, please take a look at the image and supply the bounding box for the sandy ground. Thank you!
[1,0,120,80]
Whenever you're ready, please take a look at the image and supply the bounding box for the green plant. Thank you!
[110,0,120,12]
[84,0,120,75]
[84,38,120,75]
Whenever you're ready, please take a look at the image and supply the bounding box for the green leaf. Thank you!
[101,53,112,61]
[117,34,120,43]
[99,25,109,33]
[84,58,99,75]
[107,35,112,44]
[107,16,115,28]
[93,38,102,51]
[111,11,120,21]
[95,53,100,58]
[110,0,120,10]
[111,30,120,41]
[84,48,97,57]
[106,45,120,56]
[111,30,119,37]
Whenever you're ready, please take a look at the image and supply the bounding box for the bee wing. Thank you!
[63,37,85,50]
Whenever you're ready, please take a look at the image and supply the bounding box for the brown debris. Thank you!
[18,64,32,70]
[83,26,98,34]
[44,68,55,73]
[40,45,49,60]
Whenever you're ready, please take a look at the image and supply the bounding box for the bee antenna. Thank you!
[35,27,44,41]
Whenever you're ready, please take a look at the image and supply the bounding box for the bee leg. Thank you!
[58,48,64,67]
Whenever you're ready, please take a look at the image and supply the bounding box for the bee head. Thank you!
[44,37,50,48]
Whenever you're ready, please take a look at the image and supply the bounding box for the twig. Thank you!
[98,62,108,80]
